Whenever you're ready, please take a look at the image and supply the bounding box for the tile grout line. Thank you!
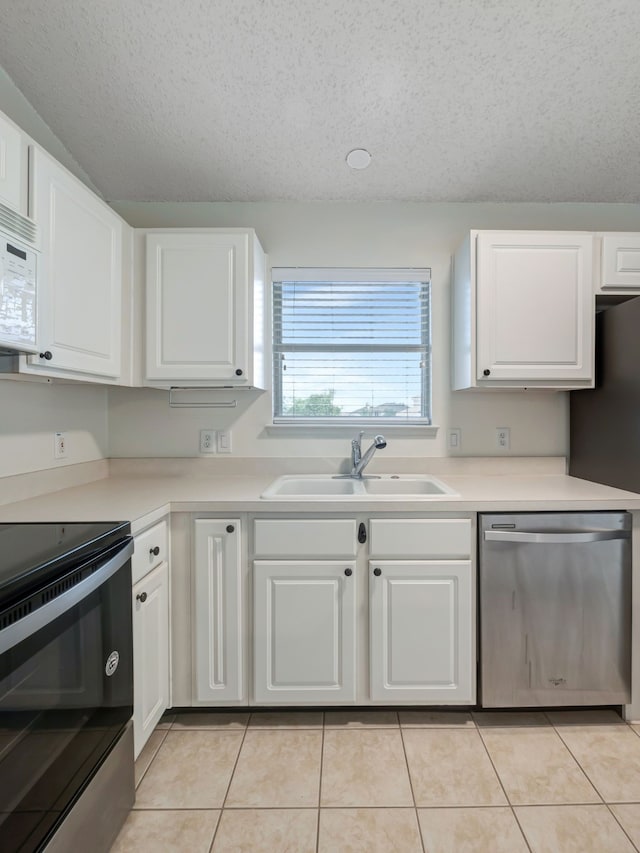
[133,727,170,793]
[206,720,250,853]
[397,712,427,853]
[315,712,325,853]
[163,801,633,810]
[548,721,608,805]
[475,723,534,853]
[603,803,640,853]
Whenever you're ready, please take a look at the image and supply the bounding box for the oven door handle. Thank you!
[483,529,630,544]
[0,538,134,655]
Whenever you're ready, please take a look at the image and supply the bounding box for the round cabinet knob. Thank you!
[483,369,491,376]
[235,368,243,376]
[149,546,160,556]
[226,525,235,533]
[39,351,53,360]
[373,568,382,577]
[136,592,148,603]
[344,568,353,576]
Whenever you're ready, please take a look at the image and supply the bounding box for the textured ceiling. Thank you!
[1,0,639,202]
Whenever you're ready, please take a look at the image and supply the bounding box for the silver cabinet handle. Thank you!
[484,529,630,544]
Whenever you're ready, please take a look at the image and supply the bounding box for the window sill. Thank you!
[265,423,439,438]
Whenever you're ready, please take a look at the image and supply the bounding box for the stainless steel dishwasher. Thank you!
[479,512,631,708]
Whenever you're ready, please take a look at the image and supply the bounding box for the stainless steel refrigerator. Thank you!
[569,295,640,492]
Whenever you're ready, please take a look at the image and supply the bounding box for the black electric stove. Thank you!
[0,521,131,605]
[0,520,135,853]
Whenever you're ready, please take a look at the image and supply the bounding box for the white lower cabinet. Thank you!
[249,515,475,706]
[253,560,356,704]
[193,519,245,704]
[133,561,169,758]
[189,514,474,708]
[369,560,474,703]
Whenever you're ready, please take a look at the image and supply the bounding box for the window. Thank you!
[272,268,431,424]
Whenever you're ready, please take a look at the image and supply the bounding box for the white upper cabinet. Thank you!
[0,112,26,215]
[452,231,595,390]
[144,229,266,387]
[24,147,123,378]
[598,233,640,293]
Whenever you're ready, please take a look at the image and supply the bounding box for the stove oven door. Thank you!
[0,540,133,853]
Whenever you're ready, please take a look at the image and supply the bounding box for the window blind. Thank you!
[272,269,431,423]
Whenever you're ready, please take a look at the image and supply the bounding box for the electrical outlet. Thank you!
[496,427,510,451]
[54,431,67,459]
[199,429,216,454]
[217,429,232,453]
[448,428,462,450]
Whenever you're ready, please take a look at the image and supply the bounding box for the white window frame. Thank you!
[271,267,432,427]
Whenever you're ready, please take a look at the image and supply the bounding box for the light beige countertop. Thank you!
[0,457,639,534]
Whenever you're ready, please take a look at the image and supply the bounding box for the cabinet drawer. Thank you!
[254,519,357,558]
[132,519,169,584]
[369,518,471,559]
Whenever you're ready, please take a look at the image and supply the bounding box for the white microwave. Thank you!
[0,229,40,353]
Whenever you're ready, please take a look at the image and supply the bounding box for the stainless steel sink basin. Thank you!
[260,474,458,500]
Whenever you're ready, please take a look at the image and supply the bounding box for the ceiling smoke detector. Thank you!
[346,148,372,170]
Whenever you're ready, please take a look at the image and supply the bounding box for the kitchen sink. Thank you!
[362,476,458,496]
[261,477,358,497]
[260,474,458,500]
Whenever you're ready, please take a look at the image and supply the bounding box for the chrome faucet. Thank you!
[337,431,387,479]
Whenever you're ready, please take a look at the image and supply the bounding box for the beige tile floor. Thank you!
[112,708,640,852]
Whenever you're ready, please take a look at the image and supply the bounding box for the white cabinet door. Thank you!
[254,560,356,704]
[133,561,169,758]
[475,232,593,384]
[145,231,250,384]
[194,519,245,704]
[0,113,24,214]
[26,147,122,377]
[600,233,640,291]
[370,560,474,703]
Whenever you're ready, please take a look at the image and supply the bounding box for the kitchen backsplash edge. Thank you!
[0,459,110,508]
[106,456,567,478]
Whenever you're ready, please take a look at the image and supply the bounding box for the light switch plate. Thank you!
[217,430,232,453]
[448,428,462,450]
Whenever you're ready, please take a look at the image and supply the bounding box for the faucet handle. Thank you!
[351,432,363,467]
